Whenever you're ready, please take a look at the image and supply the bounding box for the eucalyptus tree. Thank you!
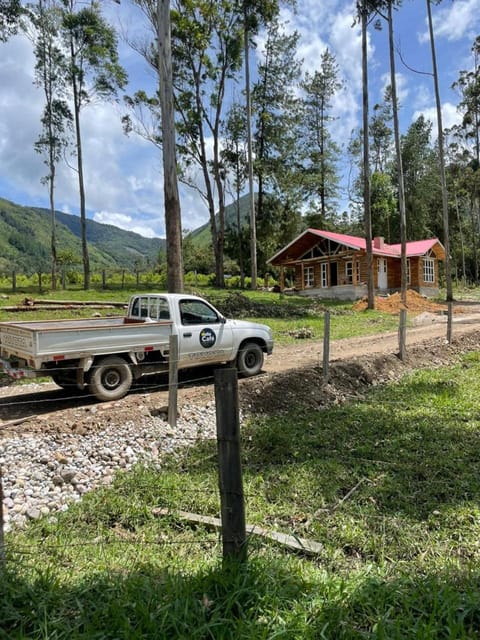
[425,0,452,306]
[60,0,127,290]
[31,0,72,290]
[157,0,183,292]
[300,48,343,226]
[168,0,245,288]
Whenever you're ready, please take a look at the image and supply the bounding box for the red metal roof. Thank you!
[268,229,445,265]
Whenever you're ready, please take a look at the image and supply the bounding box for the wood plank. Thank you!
[152,508,324,556]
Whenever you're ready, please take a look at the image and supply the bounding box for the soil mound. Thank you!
[353,289,446,314]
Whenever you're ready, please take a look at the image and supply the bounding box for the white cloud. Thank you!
[418,0,480,43]
[412,102,460,134]
[93,210,159,238]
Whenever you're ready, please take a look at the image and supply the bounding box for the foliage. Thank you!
[0,0,22,41]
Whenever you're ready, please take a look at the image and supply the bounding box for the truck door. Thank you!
[177,298,234,366]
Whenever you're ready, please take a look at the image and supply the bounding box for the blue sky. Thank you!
[0,0,478,239]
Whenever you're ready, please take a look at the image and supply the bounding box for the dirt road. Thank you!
[1,308,480,437]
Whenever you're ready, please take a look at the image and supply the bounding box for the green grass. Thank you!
[0,287,402,344]
[3,355,480,638]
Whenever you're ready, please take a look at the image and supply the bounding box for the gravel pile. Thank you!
[1,403,218,533]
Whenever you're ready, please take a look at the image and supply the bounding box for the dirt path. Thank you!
[266,311,480,373]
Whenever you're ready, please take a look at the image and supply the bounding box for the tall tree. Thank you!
[60,0,126,290]
[385,0,407,305]
[252,17,303,252]
[426,0,452,304]
[157,0,183,292]
[356,0,377,309]
[242,0,284,289]
[31,0,72,291]
[170,0,244,288]
[300,48,343,225]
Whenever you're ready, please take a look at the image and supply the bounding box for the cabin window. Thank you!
[423,258,435,283]
[407,258,411,285]
[345,261,353,284]
[355,260,361,284]
[304,266,314,288]
[321,263,328,287]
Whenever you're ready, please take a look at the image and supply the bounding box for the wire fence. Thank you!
[1,308,480,574]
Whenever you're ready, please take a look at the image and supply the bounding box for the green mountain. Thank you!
[0,197,165,273]
[187,194,253,248]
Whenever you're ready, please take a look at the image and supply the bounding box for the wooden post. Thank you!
[121,269,125,289]
[136,269,140,287]
[399,308,407,361]
[214,368,247,563]
[447,301,453,344]
[11,270,16,294]
[37,271,42,293]
[168,333,178,428]
[323,311,330,384]
[102,269,106,289]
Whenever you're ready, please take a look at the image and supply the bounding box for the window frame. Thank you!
[303,265,314,288]
[423,257,435,283]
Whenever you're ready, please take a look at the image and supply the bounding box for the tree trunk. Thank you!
[361,3,374,309]
[157,0,183,293]
[387,3,407,305]
[244,15,257,290]
[70,34,90,291]
[426,0,452,301]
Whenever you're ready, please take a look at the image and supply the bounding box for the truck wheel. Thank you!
[236,342,264,377]
[89,356,133,401]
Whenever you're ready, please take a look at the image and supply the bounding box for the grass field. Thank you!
[2,353,480,638]
[0,286,402,344]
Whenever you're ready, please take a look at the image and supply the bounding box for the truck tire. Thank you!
[88,356,133,401]
[236,342,264,377]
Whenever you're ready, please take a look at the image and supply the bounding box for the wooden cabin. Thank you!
[268,229,446,300]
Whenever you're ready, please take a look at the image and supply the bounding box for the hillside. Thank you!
[187,193,253,248]
[0,197,165,273]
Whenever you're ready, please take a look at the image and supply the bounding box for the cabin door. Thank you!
[330,262,338,286]
[377,258,388,289]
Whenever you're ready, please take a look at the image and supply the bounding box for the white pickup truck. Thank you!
[0,293,273,401]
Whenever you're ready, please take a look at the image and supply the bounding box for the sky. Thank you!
[0,0,479,239]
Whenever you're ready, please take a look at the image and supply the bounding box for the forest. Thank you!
[0,1,479,291]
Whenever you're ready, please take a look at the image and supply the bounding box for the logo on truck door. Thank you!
[199,328,216,349]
